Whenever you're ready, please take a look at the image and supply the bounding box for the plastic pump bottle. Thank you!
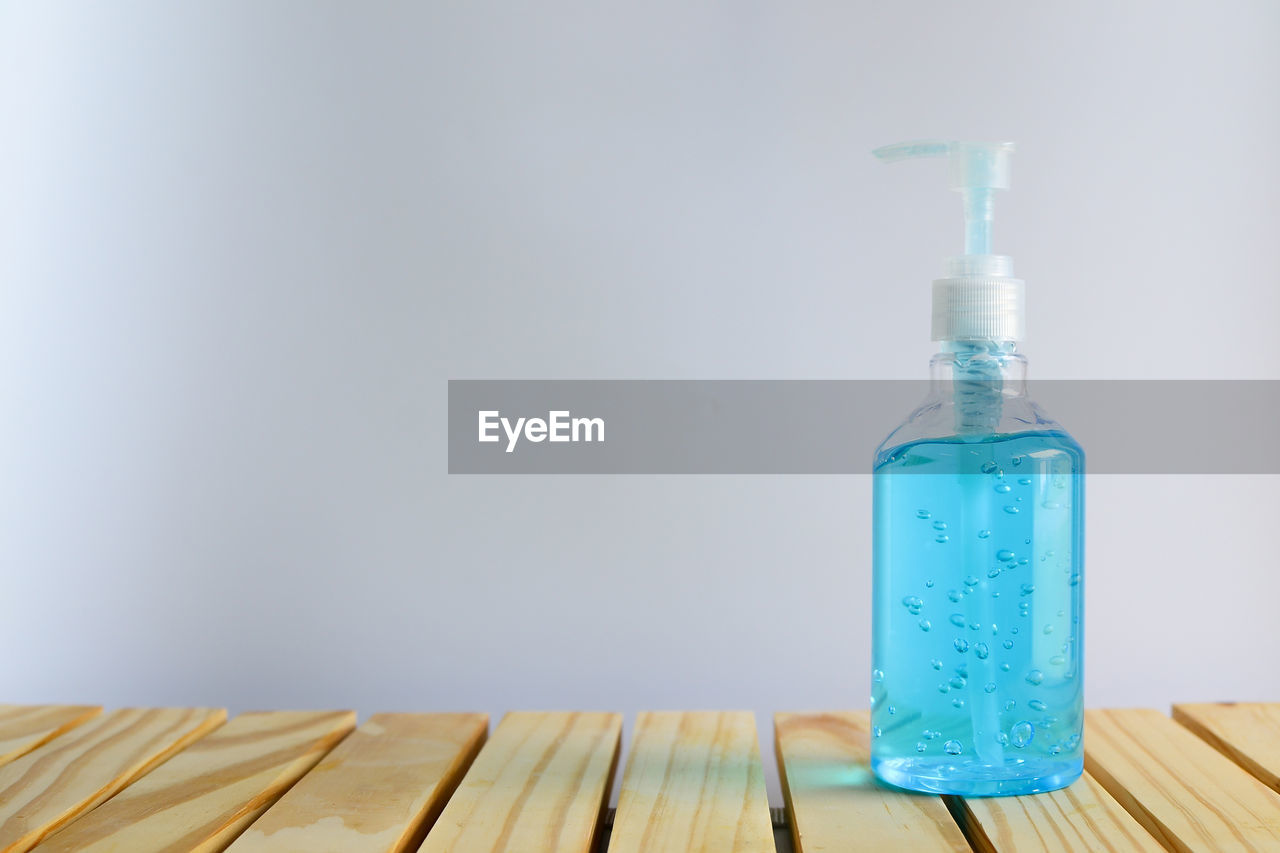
[869,141,1085,796]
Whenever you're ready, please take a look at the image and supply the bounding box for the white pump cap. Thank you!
[874,140,1025,342]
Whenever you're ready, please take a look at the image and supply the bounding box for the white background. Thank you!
[3,2,1277,802]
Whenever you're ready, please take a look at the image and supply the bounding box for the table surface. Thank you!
[0,702,1278,851]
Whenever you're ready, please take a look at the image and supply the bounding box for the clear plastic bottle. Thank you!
[869,141,1085,796]
[871,341,1084,795]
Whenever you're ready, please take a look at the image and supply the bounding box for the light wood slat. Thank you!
[1173,702,1280,793]
[774,711,970,852]
[418,711,621,853]
[952,772,1164,852]
[609,711,772,853]
[0,706,101,768]
[227,712,488,853]
[0,706,225,853]
[1085,708,1280,852]
[35,710,355,853]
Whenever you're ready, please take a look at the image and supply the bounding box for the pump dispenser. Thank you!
[873,140,1024,342]
[869,141,1085,796]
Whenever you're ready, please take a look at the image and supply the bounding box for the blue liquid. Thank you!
[871,431,1084,796]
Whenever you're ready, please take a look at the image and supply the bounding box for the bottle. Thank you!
[869,141,1084,796]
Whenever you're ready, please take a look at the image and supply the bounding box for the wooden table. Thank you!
[1,703,1278,851]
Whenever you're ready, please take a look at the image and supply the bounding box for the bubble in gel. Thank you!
[950,613,967,627]
[873,726,882,738]
[1028,699,1048,712]
[949,589,963,603]
[919,619,932,632]
[872,669,884,682]
[933,521,948,531]
[984,682,997,693]
[996,732,1010,746]
[988,568,1001,578]
[944,740,963,755]
[950,676,966,689]
[917,741,927,752]
[938,683,951,694]
[931,658,943,670]
[978,529,992,539]
[1010,721,1034,748]
[917,510,931,519]
[1003,639,1015,649]
[936,535,950,543]
[1026,670,1044,685]
[1004,506,1020,515]
[974,643,990,659]
[925,579,935,588]
[981,461,999,474]
[997,549,1016,561]
[923,729,938,739]
[964,576,979,587]
[994,483,1012,494]
[1004,700,1016,711]
[954,638,970,653]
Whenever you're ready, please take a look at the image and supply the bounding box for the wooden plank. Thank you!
[609,711,772,853]
[0,706,224,853]
[1173,702,1280,793]
[418,711,621,853]
[774,711,970,852]
[227,712,488,853]
[37,710,355,853]
[952,772,1164,852]
[1085,707,1280,852]
[0,705,100,768]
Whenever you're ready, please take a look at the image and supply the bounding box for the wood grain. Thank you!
[0,705,100,768]
[609,711,772,853]
[0,706,225,853]
[37,710,355,853]
[228,712,488,853]
[1174,702,1280,793]
[952,772,1164,852]
[774,711,970,852]
[1085,707,1280,852]
[418,711,621,853]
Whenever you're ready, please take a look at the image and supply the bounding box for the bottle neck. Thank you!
[930,340,1027,391]
[930,340,1028,434]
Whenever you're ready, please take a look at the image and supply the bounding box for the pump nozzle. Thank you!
[874,139,1025,342]
[873,140,1015,256]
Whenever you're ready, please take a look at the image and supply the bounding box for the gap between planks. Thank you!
[775,711,970,852]
[0,706,225,853]
[1173,702,1280,794]
[227,712,488,853]
[609,711,773,853]
[37,709,356,853]
[419,711,621,853]
[1085,707,1280,852]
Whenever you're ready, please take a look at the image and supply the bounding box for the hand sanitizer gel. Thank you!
[870,141,1084,796]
